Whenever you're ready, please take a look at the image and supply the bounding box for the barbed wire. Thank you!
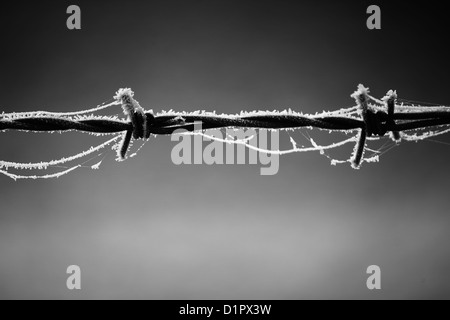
[1,85,450,179]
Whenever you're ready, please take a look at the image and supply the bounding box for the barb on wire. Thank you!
[1,84,450,180]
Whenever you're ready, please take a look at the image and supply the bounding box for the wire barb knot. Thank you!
[382,90,401,142]
[350,85,402,169]
[114,88,154,160]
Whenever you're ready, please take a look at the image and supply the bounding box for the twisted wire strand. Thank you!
[3,109,449,133]
[2,111,450,135]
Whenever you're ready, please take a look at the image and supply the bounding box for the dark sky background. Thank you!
[1,0,450,299]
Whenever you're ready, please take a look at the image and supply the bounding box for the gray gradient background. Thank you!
[1,0,450,299]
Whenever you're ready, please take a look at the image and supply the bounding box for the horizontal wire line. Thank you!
[2,110,449,135]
